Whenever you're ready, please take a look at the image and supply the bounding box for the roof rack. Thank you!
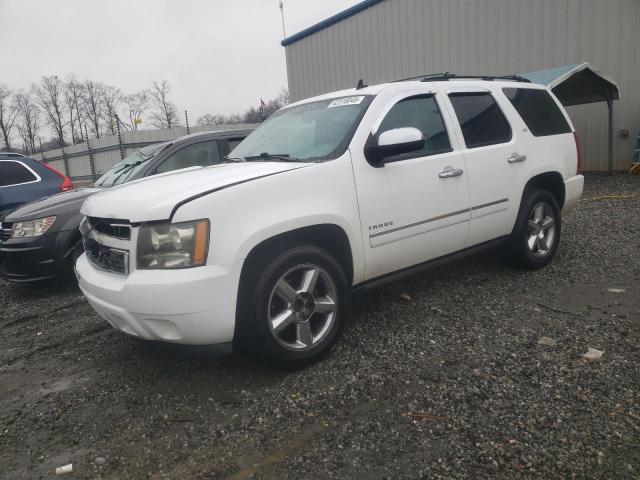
[395,72,531,83]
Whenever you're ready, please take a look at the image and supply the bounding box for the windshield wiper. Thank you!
[244,152,300,162]
[107,161,143,186]
[222,156,244,163]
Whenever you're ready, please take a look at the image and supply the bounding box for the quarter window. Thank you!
[449,93,512,148]
[503,88,572,137]
[156,141,221,174]
[0,161,38,187]
[376,95,452,160]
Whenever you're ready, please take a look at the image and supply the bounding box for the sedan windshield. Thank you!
[93,142,168,187]
[229,95,373,162]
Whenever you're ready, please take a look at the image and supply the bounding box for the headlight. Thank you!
[11,216,56,238]
[137,219,209,269]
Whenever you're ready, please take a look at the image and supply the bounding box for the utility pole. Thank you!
[185,110,190,135]
[279,0,286,38]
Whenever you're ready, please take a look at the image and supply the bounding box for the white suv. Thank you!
[76,75,584,367]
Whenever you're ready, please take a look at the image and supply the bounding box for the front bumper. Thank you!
[562,174,584,215]
[75,254,243,345]
[0,231,76,283]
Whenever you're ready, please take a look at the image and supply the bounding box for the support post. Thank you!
[84,124,96,181]
[114,114,125,160]
[61,145,70,177]
[185,110,190,135]
[606,89,614,176]
[39,138,45,163]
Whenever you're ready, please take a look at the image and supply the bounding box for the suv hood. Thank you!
[5,188,101,222]
[81,162,312,222]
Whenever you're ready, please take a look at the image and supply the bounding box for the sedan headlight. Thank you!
[11,216,56,238]
[137,219,209,269]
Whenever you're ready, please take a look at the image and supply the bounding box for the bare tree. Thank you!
[14,91,40,154]
[196,113,225,126]
[123,90,150,130]
[0,84,18,150]
[101,85,123,135]
[82,80,103,138]
[64,75,85,144]
[149,80,179,129]
[32,75,68,147]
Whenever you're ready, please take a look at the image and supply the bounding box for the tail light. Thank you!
[41,162,74,192]
[573,132,582,174]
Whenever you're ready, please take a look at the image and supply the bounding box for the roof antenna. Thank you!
[356,79,367,90]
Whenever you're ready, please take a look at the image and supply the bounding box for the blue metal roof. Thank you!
[520,64,582,86]
[520,62,620,106]
[281,0,386,47]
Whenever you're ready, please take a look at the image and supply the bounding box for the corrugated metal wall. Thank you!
[284,0,640,171]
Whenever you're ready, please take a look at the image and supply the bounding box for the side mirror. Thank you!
[364,127,425,166]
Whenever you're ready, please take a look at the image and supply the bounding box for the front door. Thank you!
[351,92,471,280]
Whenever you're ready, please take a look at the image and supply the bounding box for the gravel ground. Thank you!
[1,173,639,480]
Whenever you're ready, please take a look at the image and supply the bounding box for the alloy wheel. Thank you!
[267,264,338,351]
[527,202,556,257]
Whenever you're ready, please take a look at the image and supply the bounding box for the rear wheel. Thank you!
[236,245,347,368]
[508,189,561,270]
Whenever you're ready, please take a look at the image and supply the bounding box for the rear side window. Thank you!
[503,88,572,137]
[449,93,512,148]
[377,95,452,158]
[0,161,38,187]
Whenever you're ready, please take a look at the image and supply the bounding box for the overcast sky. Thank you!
[0,0,355,123]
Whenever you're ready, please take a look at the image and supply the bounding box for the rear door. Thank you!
[443,88,525,247]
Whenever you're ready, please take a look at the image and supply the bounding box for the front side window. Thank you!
[503,88,572,137]
[0,161,38,187]
[449,93,512,148]
[376,95,452,159]
[155,141,221,174]
[230,95,373,162]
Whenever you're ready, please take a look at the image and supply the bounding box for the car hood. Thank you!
[81,162,312,222]
[4,188,101,222]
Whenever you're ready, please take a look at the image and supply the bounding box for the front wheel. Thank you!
[237,245,348,368]
[508,189,561,270]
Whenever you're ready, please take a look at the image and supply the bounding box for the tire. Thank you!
[236,245,348,368]
[507,188,561,270]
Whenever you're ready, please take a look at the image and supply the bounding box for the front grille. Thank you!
[0,222,12,241]
[83,236,129,275]
[88,217,131,240]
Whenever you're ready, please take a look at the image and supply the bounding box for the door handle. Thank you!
[438,167,464,179]
[507,153,527,163]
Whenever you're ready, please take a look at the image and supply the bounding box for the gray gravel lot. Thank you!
[1,173,639,479]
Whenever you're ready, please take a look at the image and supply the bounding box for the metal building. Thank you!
[282,0,640,172]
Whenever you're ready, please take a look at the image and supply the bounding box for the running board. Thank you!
[351,236,508,295]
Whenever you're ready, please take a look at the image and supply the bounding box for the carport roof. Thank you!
[520,62,620,106]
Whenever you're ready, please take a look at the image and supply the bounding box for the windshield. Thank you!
[93,142,168,187]
[229,95,373,162]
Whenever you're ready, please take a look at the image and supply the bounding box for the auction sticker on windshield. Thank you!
[328,96,365,108]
